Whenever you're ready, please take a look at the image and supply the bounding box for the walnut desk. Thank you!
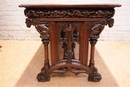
[19,4,121,82]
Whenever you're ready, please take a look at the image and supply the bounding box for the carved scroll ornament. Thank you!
[24,8,115,18]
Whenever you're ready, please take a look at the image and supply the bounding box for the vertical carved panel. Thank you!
[58,22,82,61]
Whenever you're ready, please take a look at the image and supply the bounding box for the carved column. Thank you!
[36,23,51,82]
[88,21,105,82]
[88,38,102,82]
[88,18,114,82]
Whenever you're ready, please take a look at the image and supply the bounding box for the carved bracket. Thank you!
[90,18,114,42]
[25,18,54,45]
[35,23,50,45]
[90,21,106,40]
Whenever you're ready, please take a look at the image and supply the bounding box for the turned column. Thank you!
[40,35,50,72]
[88,39,102,82]
[89,39,97,68]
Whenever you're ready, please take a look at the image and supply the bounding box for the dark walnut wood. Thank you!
[19,4,121,82]
[24,8,115,18]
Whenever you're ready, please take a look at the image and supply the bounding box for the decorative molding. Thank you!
[24,8,115,18]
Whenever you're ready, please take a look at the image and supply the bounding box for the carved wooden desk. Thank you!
[19,4,121,82]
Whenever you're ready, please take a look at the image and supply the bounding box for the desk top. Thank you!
[19,4,121,9]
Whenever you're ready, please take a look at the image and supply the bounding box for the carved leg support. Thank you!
[37,60,50,82]
[88,39,102,82]
[37,36,50,82]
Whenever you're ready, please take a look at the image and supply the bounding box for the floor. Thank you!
[0,41,130,87]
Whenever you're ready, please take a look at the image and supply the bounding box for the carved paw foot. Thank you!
[37,72,50,82]
[37,67,50,82]
[88,67,102,82]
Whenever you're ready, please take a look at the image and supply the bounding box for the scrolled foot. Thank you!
[37,72,50,82]
[88,67,102,82]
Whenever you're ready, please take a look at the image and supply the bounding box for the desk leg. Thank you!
[35,22,51,82]
[37,39,50,82]
[88,39,102,82]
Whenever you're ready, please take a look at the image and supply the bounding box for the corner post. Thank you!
[88,21,105,82]
[35,22,51,82]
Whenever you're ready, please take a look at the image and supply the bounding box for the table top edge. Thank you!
[19,4,121,9]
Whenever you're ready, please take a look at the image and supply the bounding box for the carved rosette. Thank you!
[24,8,115,18]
